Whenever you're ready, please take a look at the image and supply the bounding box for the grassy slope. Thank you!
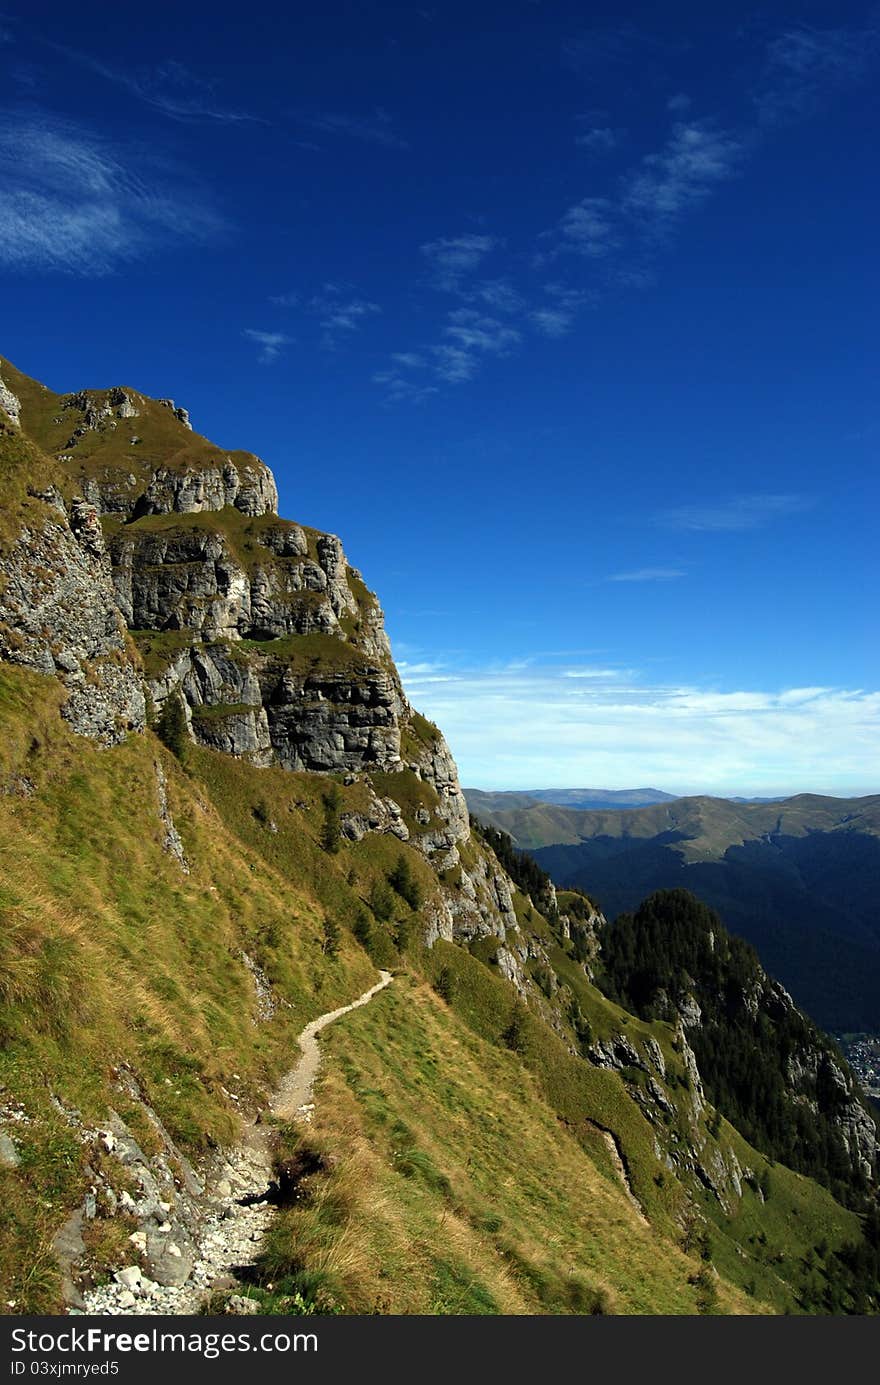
[261,976,759,1315]
[0,662,865,1317]
[0,355,265,491]
[0,666,376,1311]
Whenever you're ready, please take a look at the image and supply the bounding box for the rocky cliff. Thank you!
[0,355,502,942]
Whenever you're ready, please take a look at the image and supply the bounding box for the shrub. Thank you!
[434,966,456,1004]
[156,691,189,764]
[320,785,341,854]
[502,1000,528,1055]
[388,855,421,910]
[322,916,341,957]
[369,879,395,923]
[352,909,373,951]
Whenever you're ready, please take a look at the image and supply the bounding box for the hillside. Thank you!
[0,354,877,1317]
[472,794,880,1033]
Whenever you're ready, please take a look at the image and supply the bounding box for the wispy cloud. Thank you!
[529,307,575,337]
[555,197,617,257]
[372,370,438,405]
[657,494,812,532]
[575,124,620,152]
[307,289,381,348]
[420,233,497,288]
[467,278,524,313]
[608,567,686,582]
[270,290,299,307]
[301,109,409,149]
[757,21,880,124]
[430,308,521,383]
[0,113,223,274]
[243,329,293,363]
[52,46,261,123]
[399,658,880,795]
[622,121,743,234]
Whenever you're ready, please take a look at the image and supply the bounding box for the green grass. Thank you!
[0,664,379,1310]
[255,976,763,1315]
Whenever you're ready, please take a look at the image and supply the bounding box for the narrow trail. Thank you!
[82,971,393,1316]
[273,971,393,1122]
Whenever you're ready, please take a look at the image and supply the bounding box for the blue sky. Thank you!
[1,0,878,794]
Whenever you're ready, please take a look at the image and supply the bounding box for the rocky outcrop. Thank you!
[155,762,190,873]
[110,523,362,645]
[0,487,144,744]
[157,398,192,430]
[408,734,470,846]
[0,372,21,426]
[132,460,277,520]
[341,791,410,842]
[787,1047,878,1181]
[148,639,403,774]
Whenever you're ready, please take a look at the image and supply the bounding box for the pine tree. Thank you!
[156,691,189,764]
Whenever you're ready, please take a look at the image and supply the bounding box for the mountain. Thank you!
[465,786,679,815]
[0,354,877,1317]
[474,793,880,1033]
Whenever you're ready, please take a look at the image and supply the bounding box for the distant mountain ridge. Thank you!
[465,786,679,814]
[468,791,880,1033]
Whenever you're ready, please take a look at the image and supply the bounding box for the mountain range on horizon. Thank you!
[464,786,804,813]
[465,790,880,1034]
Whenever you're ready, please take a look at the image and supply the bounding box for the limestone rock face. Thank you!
[341,791,410,842]
[133,460,277,519]
[110,521,383,650]
[0,488,144,744]
[408,733,470,845]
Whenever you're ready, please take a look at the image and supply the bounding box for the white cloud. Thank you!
[243,328,293,363]
[398,660,880,795]
[0,114,223,274]
[372,370,438,404]
[608,567,686,582]
[530,307,575,337]
[318,298,380,332]
[657,494,811,532]
[444,307,521,354]
[305,288,381,348]
[556,197,617,256]
[270,290,299,307]
[622,122,742,232]
[431,344,479,384]
[420,233,496,287]
[429,308,522,384]
[468,279,524,313]
[575,126,619,152]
